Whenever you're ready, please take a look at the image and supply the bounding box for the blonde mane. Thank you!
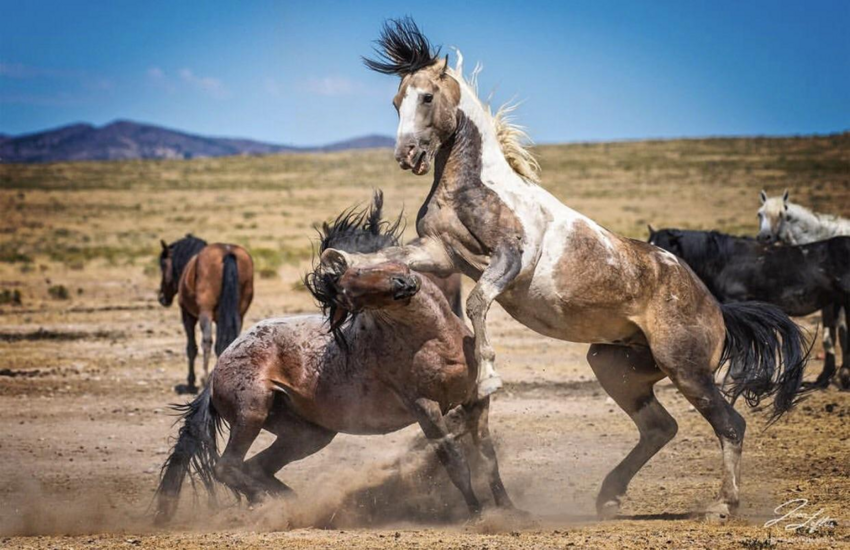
[448,52,541,184]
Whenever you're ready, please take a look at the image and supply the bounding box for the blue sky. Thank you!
[1,0,848,145]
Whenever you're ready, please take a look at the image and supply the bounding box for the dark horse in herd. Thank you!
[649,228,850,389]
[156,194,511,522]
[158,235,254,394]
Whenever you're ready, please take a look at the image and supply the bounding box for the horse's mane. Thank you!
[165,234,207,282]
[364,18,541,184]
[363,17,441,76]
[655,229,752,271]
[448,59,541,184]
[304,191,404,349]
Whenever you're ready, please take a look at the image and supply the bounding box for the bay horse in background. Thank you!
[158,235,254,394]
[321,18,811,521]
[649,228,850,389]
[155,194,512,523]
[757,190,850,388]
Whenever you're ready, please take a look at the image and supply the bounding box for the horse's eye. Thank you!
[422,93,434,104]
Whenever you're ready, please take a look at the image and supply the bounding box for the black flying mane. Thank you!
[304,190,404,348]
[363,17,441,76]
[164,234,208,284]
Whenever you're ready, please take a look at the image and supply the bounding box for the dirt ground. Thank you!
[1,135,848,548]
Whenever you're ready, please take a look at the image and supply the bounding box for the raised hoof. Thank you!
[477,375,503,399]
[597,499,620,520]
[704,502,734,523]
[174,383,199,395]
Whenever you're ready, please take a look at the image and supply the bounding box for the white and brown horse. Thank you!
[322,19,811,521]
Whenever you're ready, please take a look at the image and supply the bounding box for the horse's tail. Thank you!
[154,386,221,524]
[215,253,241,356]
[719,301,812,423]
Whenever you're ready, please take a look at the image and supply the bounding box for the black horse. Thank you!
[648,228,850,389]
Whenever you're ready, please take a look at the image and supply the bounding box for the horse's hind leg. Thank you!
[838,303,850,390]
[214,392,273,503]
[462,397,514,509]
[199,310,213,386]
[652,340,745,521]
[243,410,337,497]
[809,305,837,389]
[175,308,199,394]
[586,344,675,519]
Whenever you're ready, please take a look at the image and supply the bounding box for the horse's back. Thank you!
[179,243,254,316]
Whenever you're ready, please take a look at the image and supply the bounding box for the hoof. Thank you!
[597,499,620,520]
[802,378,831,391]
[477,375,503,399]
[174,383,199,395]
[704,502,733,523]
[838,369,850,391]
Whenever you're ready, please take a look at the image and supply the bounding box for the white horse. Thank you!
[321,18,810,521]
[758,189,850,388]
[758,189,850,246]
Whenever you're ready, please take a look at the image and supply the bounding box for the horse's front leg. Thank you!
[411,397,482,517]
[462,397,514,509]
[467,245,522,399]
[322,237,457,277]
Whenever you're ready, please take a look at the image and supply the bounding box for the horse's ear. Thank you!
[160,239,168,252]
[320,248,351,273]
[759,190,767,204]
[330,306,348,329]
[436,54,449,76]
[647,224,656,237]
[782,189,789,203]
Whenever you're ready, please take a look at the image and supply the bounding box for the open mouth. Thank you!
[411,150,429,175]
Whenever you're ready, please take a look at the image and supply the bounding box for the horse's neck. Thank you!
[785,203,848,243]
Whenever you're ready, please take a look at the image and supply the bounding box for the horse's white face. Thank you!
[757,190,789,244]
[392,58,460,176]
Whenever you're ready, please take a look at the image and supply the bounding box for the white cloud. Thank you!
[302,76,360,97]
[145,66,228,98]
[179,68,228,99]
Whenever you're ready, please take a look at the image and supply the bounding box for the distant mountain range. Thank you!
[0,120,395,163]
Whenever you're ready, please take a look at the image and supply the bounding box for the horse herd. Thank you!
[152,18,849,526]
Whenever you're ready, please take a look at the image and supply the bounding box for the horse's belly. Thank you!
[293,381,417,435]
[498,290,643,344]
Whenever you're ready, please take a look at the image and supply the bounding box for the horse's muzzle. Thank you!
[392,275,420,300]
[756,232,774,244]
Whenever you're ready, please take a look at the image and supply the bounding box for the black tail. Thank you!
[720,302,812,423]
[215,253,241,356]
[154,386,222,524]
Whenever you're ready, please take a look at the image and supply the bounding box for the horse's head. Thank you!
[158,239,176,307]
[364,18,460,176]
[157,234,207,307]
[338,260,421,311]
[309,253,421,345]
[647,228,684,257]
[757,189,789,244]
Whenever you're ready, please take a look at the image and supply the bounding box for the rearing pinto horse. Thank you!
[158,235,254,394]
[322,19,810,521]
